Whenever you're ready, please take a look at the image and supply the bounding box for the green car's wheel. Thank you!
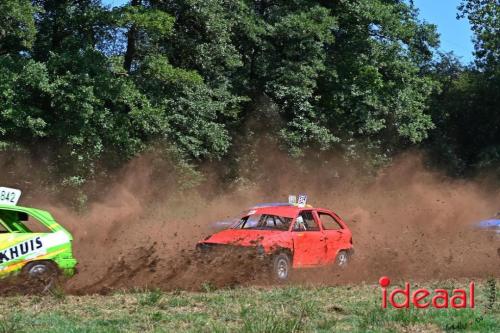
[22,261,59,292]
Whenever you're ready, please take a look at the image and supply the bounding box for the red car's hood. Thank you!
[203,229,289,249]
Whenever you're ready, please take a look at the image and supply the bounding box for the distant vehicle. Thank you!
[474,213,500,236]
[197,195,354,281]
[474,213,500,257]
[0,187,77,289]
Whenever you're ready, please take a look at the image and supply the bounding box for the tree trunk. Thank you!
[124,0,141,73]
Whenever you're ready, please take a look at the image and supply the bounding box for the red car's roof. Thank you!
[247,205,313,218]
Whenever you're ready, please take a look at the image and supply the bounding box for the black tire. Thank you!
[22,261,60,292]
[335,250,350,268]
[272,253,292,282]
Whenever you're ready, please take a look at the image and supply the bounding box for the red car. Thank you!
[197,202,354,280]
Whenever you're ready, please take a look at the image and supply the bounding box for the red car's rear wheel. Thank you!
[335,250,350,268]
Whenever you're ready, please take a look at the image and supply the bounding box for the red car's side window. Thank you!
[293,211,320,231]
[318,212,343,230]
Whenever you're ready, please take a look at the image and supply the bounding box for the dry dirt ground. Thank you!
[1,154,499,332]
[1,153,499,294]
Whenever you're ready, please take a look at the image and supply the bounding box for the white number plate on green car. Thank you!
[0,187,22,205]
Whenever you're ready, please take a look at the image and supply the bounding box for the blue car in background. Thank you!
[475,214,500,235]
[475,214,500,257]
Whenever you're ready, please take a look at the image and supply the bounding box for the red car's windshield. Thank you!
[233,214,292,231]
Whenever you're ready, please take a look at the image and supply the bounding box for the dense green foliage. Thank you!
[428,0,499,175]
[0,0,498,191]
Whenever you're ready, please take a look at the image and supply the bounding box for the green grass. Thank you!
[0,280,498,332]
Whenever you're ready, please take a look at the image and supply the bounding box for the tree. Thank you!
[459,0,499,74]
[0,0,42,150]
[425,1,499,176]
[225,0,440,160]
[0,0,37,55]
[316,0,439,162]
[5,0,492,198]
[119,0,240,160]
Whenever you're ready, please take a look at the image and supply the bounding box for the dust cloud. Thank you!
[1,149,499,294]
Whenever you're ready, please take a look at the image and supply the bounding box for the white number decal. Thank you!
[297,194,308,208]
[0,187,22,205]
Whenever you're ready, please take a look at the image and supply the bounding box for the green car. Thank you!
[0,187,77,284]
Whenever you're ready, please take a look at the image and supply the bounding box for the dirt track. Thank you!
[2,153,500,295]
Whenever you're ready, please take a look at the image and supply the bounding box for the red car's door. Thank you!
[291,210,326,267]
[316,211,349,263]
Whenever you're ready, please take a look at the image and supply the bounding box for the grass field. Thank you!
[0,279,498,333]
